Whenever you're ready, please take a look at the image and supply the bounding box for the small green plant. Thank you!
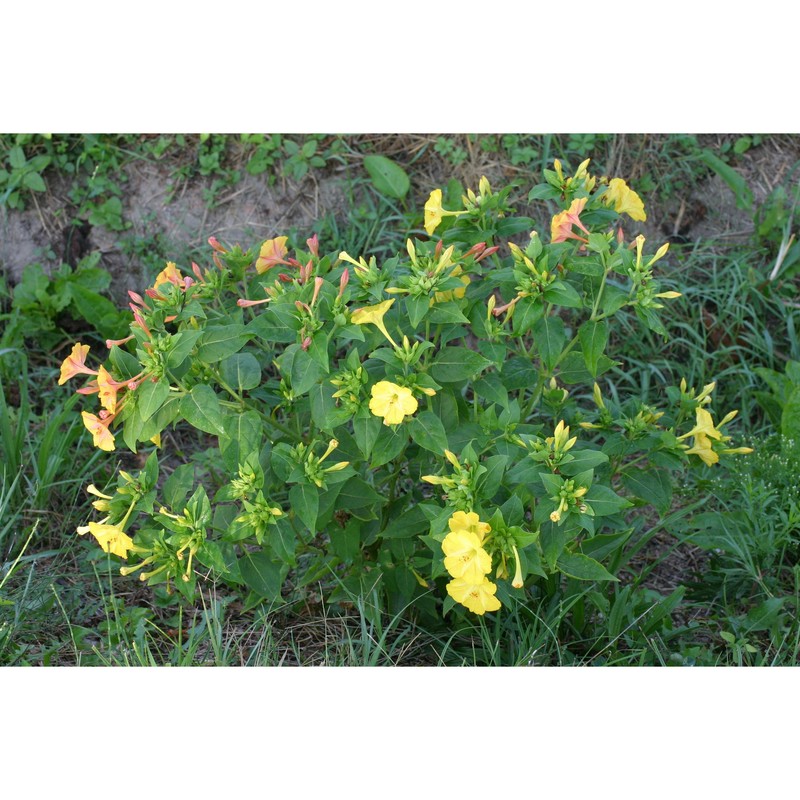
[753,360,800,454]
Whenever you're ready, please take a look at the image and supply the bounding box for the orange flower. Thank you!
[81,412,116,452]
[58,343,97,385]
[256,236,289,273]
[550,197,591,243]
[97,366,123,414]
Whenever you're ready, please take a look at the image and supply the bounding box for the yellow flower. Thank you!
[58,342,96,385]
[423,189,466,236]
[448,510,491,543]
[511,545,524,589]
[369,381,418,426]
[79,521,134,558]
[442,529,492,583]
[446,576,502,615]
[255,236,289,273]
[550,197,590,243]
[603,178,646,222]
[683,407,725,442]
[153,261,182,288]
[685,431,719,466]
[81,412,115,451]
[351,298,398,348]
[424,189,445,235]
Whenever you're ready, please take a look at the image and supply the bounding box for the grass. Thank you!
[2,133,800,666]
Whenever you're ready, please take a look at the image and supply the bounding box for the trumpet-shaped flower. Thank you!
[442,529,492,583]
[81,412,116,451]
[369,381,418,426]
[424,188,445,235]
[78,521,134,558]
[351,298,398,348]
[153,261,183,289]
[603,178,647,222]
[58,342,97,385]
[97,366,122,414]
[685,432,719,466]
[550,197,591,243]
[255,236,289,273]
[446,576,502,615]
[448,510,491,542]
[423,189,466,236]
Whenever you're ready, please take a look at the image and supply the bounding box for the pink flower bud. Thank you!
[278,273,293,283]
[338,268,349,298]
[434,240,443,258]
[475,245,500,262]
[208,236,226,253]
[128,290,146,307]
[465,242,486,258]
[301,336,312,351]
[106,335,134,349]
[145,288,165,300]
[311,276,324,307]
[192,262,203,281]
[306,234,319,258]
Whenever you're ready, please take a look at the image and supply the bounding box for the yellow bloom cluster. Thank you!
[442,511,501,615]
[679,407,753,466]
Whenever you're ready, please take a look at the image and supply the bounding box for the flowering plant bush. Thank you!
[61,161,751,619]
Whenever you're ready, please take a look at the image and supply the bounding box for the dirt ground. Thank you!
[2,134,799,301]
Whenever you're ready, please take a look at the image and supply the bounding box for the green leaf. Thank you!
[195,324,250,363]
[22,171,46,192]
[578,319,608,377]
[310,382,351,433]
[238,549,285,603]
[781,386,800,441]
[473,372,509,409]
[543,280,583,309]
[290,347,322,396]
[247,306,301,344]
[559,448,609,476]
[405,294,430,329]
[163,464,195,509]
[540,521,578,569]
[408,411,449,454]
[431,346,491,383]
[556,552,618,582]
[363,154,410,199]
[532,315,565,371]
[584,484,632,516]
[512,297,544,335]
[166,330,203,369]
[621,467,673,515]
[181,385,226,436]
[337,476,385,511]
[371,424,407,467]
[220,352,262,391]
[289,483,319,534]
[136,378,171,422]
[8,146,26,170]
[428,302,470,325]
[380,505,430,538]
[353,412,381,459]
[219,410,262,472]
[700,149,754,211]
